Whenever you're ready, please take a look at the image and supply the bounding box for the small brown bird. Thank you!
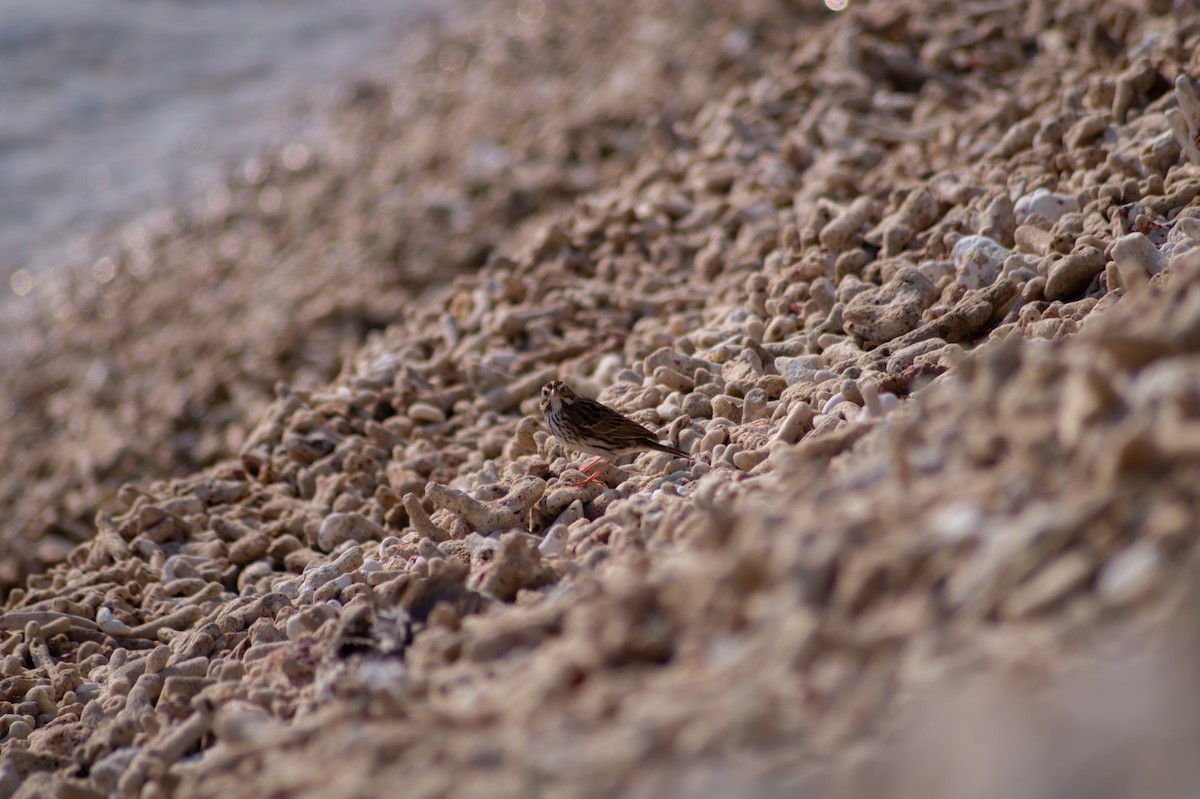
[540,380,689,485]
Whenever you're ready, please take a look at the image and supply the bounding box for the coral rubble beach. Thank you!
[4,0,1200,796]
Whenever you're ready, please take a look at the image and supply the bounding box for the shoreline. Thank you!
[0,0,447,281]
[3,0,1200,796]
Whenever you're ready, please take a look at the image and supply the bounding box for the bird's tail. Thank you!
[649,440,691,460]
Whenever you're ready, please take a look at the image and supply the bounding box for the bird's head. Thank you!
[540,380,576,414]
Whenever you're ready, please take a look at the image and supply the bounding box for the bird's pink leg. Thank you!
[564,457,611,487]
[578,456,607,474]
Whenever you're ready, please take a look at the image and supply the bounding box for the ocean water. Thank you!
[0,0,443,286]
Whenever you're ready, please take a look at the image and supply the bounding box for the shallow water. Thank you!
[0,0,441,285]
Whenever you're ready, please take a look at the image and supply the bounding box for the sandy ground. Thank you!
[3,0,1200,796]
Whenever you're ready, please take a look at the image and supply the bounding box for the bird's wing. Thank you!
[578,399,657,444]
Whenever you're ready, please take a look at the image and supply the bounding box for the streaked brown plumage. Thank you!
[540,380,688,483]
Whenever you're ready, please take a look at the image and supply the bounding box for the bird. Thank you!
[540,380,689,486]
